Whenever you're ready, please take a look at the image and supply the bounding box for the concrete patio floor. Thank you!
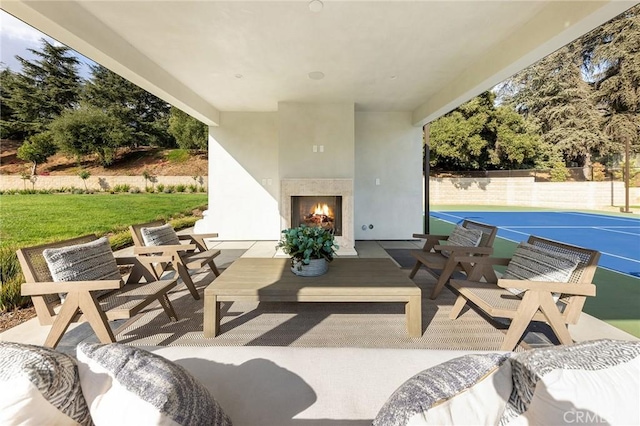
[1,238,636,348]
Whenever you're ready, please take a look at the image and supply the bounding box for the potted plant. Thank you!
[277,225,339,276]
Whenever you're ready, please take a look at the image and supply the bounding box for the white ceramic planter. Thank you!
[291,258,329,277]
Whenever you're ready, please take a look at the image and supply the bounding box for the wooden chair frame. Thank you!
[449,235,600,351]
[409,220,498,299]
[17,235,178,348]
[130,220,221,300]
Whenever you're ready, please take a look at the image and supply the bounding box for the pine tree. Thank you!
[3,39,81,136]
[84,65,173,147]
[0,67,24,139]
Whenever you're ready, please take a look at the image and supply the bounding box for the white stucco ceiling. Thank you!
[1,1,636,126]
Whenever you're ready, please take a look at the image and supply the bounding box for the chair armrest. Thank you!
[497,279,596,297]
[117,255,174,264]
[178,233,219,240]
[452,256,510,266]
[134,244,197,254]
[413,233,449,240]
[433,245,494,255]
[21,280,122,296]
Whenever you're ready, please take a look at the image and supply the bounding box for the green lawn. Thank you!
[428,210,640,338]
[0,193,208,248]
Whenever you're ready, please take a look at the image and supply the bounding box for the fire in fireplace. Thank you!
[291,196,342,236]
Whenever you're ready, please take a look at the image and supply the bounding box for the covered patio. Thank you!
[2,2,639,425]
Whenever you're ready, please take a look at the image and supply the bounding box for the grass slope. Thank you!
[0,193,208,248]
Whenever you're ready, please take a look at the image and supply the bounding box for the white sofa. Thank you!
[1,340,639,426]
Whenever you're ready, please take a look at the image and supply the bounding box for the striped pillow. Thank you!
[141,224,180,246]
[503,241,580,299]
[77,343,232,426]
[43,237,121,300]
[0,342,92,426]
[440,225,483,258]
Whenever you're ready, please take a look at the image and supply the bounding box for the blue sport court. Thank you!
[431,211,640,279]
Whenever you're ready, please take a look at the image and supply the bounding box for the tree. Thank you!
[84,65,174,147]
[0,68,24,140]
[78,169,91,190]
[500,43,609,167]
[168,107,208,151]
[429,91,542,170]
[582,4,640,157]
[16,132,58,175]
[3,39,81,136]
[49,105,132,166]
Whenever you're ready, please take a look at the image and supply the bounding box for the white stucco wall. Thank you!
[354,112,423,240]
[201,112,280,240]
[278,103,355,179]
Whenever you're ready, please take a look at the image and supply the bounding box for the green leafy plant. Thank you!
[156,183,165,193]
[175,184,186,193]
[277,225,338,266]
[78,169,91,190]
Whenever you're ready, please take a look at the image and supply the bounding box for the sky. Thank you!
[0,10,95,78]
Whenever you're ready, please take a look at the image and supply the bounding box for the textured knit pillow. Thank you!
[374,353,512,426]
[502,241,580,299]
[141,224,180,246]
[76,343,232,426]
[0,342,93,426]
[500,339,640,426]
[43,237,121,301]
[440,225,483,258]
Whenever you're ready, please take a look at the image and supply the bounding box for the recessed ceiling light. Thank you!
[308,71,325,80]
[390,75,397,80]
[309,0,323,13]
[235,74,243,79]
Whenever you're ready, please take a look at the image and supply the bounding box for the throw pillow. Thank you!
[76,342,232,426]
[502,241,580,299]
[43,236,121,301]
[500,339,640,426]
[373,353,512,426]
[141,223,181,246]
[440,225,483,258]
[0,341,93,426]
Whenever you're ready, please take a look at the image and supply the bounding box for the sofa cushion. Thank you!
[440,225,483,258]
[76,342,231,426]
[43,236,121,301]
[141,224,180,246]
[0,342,92,426]
[501,339,640,426]
[502,241,580,299]
[373,353,512,426]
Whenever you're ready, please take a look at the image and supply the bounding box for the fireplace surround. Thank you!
[281,179,356,255]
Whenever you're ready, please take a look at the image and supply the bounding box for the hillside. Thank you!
[0,140,208,176]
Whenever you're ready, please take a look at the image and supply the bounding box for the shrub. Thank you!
[156,183,165,193]
[199,185,207,193]
[163,185,175,193]
[113,184,131,193]
[550,161,570,182]
[592,162,606,181]
[175,184,186,193]
[108,231,133,252]
[129,186,141,194]
[169,216,199,230]
[188,184,198,193]
[0,246,29,313]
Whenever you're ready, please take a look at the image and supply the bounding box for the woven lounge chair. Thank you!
[129,221,221,300]
[409,220,498,299]
[16,235,178,348]
[449,235,600,351]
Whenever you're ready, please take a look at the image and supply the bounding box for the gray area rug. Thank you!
[105,266,535,351]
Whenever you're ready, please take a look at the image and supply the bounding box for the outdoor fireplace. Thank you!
[291,196,342,236]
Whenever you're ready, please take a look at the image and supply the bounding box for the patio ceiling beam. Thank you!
[1,1,220,126]
[411,1,636,127]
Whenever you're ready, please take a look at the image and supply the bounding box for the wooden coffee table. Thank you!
[203,258,422,338]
